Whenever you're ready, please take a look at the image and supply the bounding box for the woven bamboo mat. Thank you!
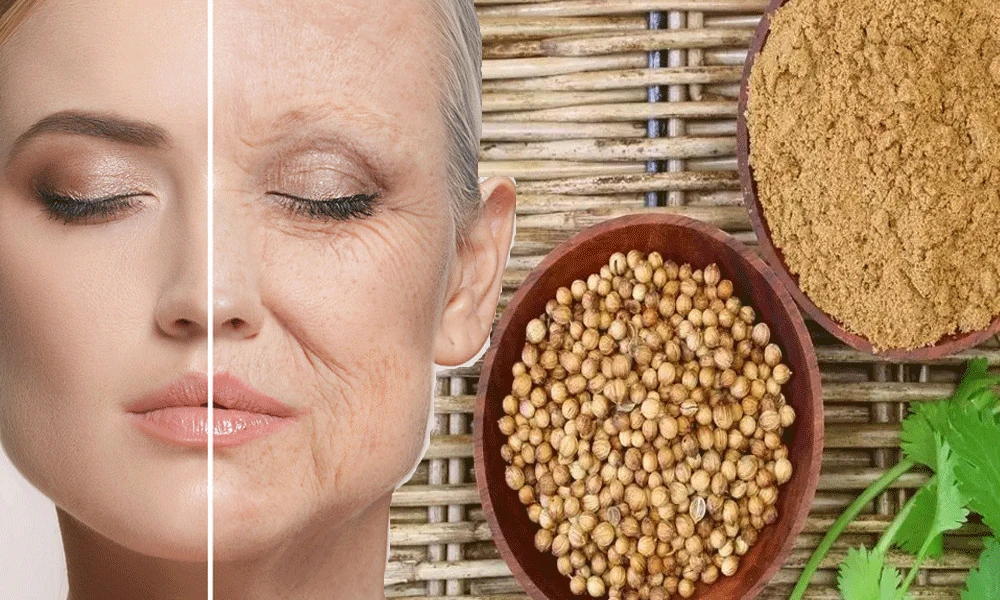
[385,1,1000,598]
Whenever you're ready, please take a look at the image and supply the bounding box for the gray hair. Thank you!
[427,0,483,237]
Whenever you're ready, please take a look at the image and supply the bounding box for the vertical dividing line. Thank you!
[206,0,215,594]
[645,11,663,208]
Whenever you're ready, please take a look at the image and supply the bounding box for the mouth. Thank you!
[125,372,296,449]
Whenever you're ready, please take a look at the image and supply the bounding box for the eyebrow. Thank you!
[11,111,171,156]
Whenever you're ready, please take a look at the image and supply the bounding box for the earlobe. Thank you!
[434,177,516,367]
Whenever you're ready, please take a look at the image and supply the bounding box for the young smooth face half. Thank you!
[0,0,208,560]
[212,0,514,564]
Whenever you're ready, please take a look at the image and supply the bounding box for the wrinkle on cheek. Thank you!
[256,192,454,506]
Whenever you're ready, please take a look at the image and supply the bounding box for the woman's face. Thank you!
[213,0,512,559]
[0,0,209,560]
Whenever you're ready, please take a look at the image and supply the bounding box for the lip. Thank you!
[125,372,296,448]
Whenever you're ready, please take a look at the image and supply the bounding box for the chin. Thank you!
[59,496,210,562]
[51,453,210,562]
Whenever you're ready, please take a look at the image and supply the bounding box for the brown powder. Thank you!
[747,0,1000,350]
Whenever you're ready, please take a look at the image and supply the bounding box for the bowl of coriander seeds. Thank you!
[474,214,823,600]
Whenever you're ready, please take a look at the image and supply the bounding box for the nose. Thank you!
[156,275,209,338]
[155,223,209,340]
[213,271,265,339]
[213,207,265,340]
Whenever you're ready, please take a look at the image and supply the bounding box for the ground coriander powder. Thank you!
[747,0,1000,350]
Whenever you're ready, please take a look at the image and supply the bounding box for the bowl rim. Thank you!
[473,212,824,600]
[735,0,1000,361]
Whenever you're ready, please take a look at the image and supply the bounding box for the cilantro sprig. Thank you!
[791,359,1000,600]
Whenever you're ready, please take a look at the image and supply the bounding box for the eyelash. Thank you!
[36,190,380,225]
[267,192,381,222]
[37,190,144,225]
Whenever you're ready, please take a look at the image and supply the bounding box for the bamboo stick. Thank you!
[687,120,737,136]
[479,16,647,42]
[483,54,645,80]
[512,193,644,215]
[424,435,474,460]
[486,100,737,122]
[384,549,976,584]
[706,14,767,27]
[483,89,647,113]
[512,170,740,194]
[482,121,645,141]
[391,485,480,508]
[479,160,646,179]
[480,136,736,161]
[483,40,548,60]
[483,65,742,91]
[476,0,770,18]
[539,28,756,57]
[510,204,750,230]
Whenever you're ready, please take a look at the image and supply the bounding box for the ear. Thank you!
[434,177,517,367]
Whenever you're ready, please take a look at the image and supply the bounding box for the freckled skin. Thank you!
[213,0,515,597]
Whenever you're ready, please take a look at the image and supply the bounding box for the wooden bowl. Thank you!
[474,214,823,600]
[736,0,1000,361]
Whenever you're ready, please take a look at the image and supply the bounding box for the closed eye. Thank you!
[36,189,146,225]
[266,191,381,222]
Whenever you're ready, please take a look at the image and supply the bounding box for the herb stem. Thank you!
[789,459,915,600]
[897,528,936,599]
[875,483,929,556]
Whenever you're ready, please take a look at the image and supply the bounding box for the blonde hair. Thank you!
[427,0,483,236]
[0,0,38,45]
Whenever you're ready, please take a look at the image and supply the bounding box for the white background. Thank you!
[0,451,67,600]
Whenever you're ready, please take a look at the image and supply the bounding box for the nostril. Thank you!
[175,318,194,328]
[224,317,247,330]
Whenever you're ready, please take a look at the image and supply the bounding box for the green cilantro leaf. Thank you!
[944,406,1000,535]
[952,359,1000,407]
[962,537,1000,600]
[901,401,951,470]
[837,546,909,600]
[900,360,998,472]
[893,484,944,558]
[839,547,889,600]
[929,436,970,537]
[879,563,906,600]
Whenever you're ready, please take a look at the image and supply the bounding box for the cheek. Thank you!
[0,193,159,483]
[260,211,451,498]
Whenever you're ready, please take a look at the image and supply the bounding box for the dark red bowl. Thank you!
[474,214,824,600]
[736,0,1000,361]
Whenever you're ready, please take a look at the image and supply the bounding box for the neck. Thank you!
[60,510,207,600]
[214,494,390,600]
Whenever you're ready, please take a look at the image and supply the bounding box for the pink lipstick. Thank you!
[126,372,296,448]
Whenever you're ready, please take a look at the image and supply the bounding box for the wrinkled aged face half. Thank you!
[0,0,209,560]
[212,0,457,558]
